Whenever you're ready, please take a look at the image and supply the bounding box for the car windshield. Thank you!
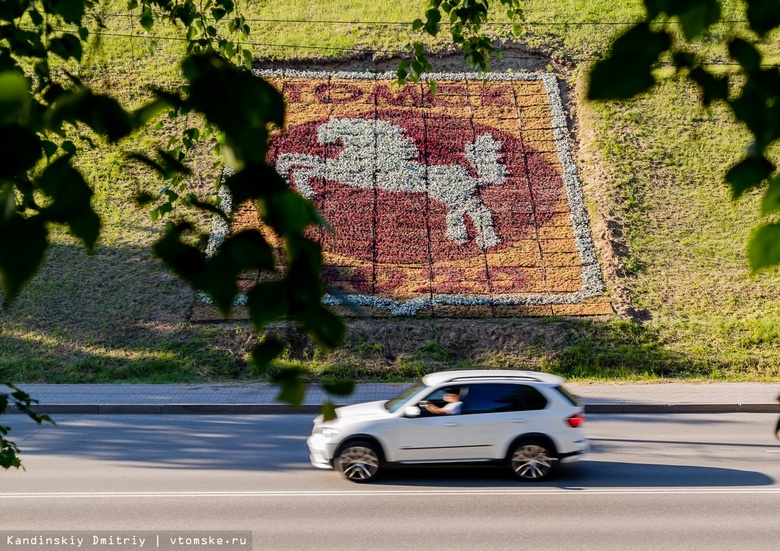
[384,382,426,413]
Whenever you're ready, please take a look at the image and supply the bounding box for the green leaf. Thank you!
[67,209,101,253]
[285,237,324,303]
[587,24,671,100]
[689,67,729,106]
[0,126,41,177]
[217,230,274,271]
[132,98,171,128]
[154,220,271,314]
[761,176,780,215]
[412,18,424,31]
[425,8,442,23]
[0,1,27,21]
[0,72,29,125]
[320,401,337,422]
[48,0,85,24]
[0,214,48,304]
[0,448,22,470]
[251,337,285,373]
[323,380,355,397]
[273,368,307,407]
[295,303,345,349]
[748,223,780,272]
[246,281,288,330]
[677,0,721,41]
[728,38,761,73]
[41,140,57,159]
[261,189,320,236]
[49,34,83,62]
[746,0,780,37]
[36,156,101,250]
[182,53,285,165]
[152,223,213,298]
[140,7,154,31]
[29,9,44,26]
[726,156,775,198]
[48,90,134,142]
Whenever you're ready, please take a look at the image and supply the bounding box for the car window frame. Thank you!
[459,382,549,415]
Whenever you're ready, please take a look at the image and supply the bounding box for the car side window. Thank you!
[421,388,448,402]
[461,383,548,414]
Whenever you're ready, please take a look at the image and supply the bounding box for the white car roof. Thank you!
[422,369,564,387]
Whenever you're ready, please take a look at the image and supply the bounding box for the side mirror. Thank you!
[404,406,421,418]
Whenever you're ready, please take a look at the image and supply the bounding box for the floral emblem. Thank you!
[196,72,610,319]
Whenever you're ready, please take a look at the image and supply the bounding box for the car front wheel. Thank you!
[508,440,555,481]
[335,441,382,483]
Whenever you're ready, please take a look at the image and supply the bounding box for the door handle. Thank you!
[511,418,527,423]
[445,422,460,427]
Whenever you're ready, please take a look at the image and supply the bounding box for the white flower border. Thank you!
[202,71,605,315]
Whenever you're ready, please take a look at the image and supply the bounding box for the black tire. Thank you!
[507,439,556,481]
[335,441,382,483]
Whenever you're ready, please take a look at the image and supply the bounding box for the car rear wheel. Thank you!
[508,440,555,481]
[336,441,382,483]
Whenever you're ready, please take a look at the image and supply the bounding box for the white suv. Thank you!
[307,370,588,482]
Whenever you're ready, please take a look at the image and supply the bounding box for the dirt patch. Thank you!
[261,316,583,371]
[253,42,567,75]
[572,75,649,322]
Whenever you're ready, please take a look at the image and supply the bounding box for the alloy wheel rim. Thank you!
[511,445,553,479]
[340,446,379,480]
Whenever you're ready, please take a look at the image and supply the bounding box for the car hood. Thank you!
[334,400,389,420]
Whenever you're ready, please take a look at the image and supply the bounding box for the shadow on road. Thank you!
[371,460,774,488]
[13,414,311,472]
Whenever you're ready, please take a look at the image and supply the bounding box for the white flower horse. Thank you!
[275,118,508,249]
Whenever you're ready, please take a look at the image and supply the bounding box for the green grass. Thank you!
[2,0,780,384]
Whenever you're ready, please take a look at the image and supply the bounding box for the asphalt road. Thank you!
[3,413,780,550]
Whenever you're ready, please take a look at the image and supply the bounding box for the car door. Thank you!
[457,383,550,459]
[388,387,465,462]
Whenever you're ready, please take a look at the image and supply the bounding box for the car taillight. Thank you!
[566,414,584,428]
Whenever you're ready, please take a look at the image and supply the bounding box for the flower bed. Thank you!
[192,71,608,320]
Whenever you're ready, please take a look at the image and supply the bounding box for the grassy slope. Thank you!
[3,0,780,383]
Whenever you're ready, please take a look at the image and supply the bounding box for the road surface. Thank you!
[2,413,779,550]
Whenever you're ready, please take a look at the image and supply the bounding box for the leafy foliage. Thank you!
[400,0,524,85]
[586,0,780,433]
[587,0,780,276]
[0,383,54,469]
[0,0,353,464]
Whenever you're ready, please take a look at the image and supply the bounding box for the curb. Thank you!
[6,403,778,415]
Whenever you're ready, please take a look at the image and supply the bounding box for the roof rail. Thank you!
[446,374,544,383]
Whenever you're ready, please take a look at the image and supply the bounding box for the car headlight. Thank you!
[321,427,340,438]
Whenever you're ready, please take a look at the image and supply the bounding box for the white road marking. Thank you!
[2,488,780,498]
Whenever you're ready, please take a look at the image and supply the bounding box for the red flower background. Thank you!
[268,108,563,298]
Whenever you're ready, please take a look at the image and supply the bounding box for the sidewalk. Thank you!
[6,382,779,414]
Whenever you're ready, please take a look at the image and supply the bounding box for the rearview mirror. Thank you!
[404,406,421,418]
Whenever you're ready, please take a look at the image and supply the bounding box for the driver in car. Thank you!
[423,390,462,415]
